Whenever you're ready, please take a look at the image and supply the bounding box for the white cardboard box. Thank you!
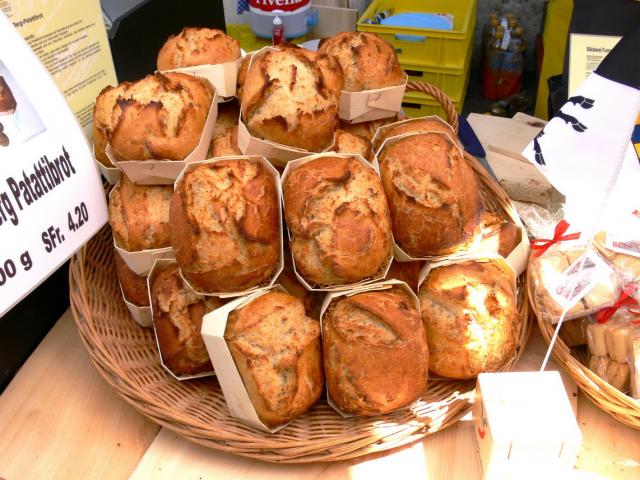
[473,371,582,479]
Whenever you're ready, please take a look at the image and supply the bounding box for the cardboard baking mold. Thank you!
[375,130,530,275]
[172,155,284,298]
[280,152,393,292]
[119,282,152,328]
[370,115,459,155]
[105,78,218,185]
[338,74,407,124]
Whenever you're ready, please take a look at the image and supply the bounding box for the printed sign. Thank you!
[568,34,621,97]
[0,0,117,136]
[0,12,107,316]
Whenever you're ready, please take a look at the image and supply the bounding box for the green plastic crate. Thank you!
[357,0,476,70]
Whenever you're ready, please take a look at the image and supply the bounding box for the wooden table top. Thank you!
[1,309,639,480]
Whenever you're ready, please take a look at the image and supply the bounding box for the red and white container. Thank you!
[248,0,316,39]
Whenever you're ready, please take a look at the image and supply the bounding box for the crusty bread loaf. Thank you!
[0,76,16,115]
[108,175,172,251]
[283,155,392,286]
[236,53,252,103]
[317,32,405,92]
[114,252,149,306]
[331,130,372,161]
[157,27,240,70]
[171,159,280,293]
[419,260,519,379]
[378,132,482,257]
[109,72,213,161]
[323,287,429,415]
[225,291,323,427]
[241,45,343,151]
[473,212,521,258]
[208,101,241,157]
[384,260,423,293]
[151,263,222,376]
[372,118,457,153]
[92,82,130,166]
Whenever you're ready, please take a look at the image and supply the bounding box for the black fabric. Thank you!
[595,24,640,89]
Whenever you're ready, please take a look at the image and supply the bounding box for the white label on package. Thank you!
[605,209,640,258]
[549,250,612,309]
[0,13,108,316]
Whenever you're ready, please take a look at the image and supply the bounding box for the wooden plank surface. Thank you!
[0,310,159,480]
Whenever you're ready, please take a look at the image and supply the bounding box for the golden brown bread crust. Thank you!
[418,260,519,379]
[92,83,131,166]
[323,288,429,415]
[331,130,372,161]
[317,32,404,92]
[151,264,222,376]
[0,76,16,114]
[283,155,392,286]
[379,132,482,257]
[225,291,323,427]
[114,252,149,306]
[372,118,457,153]
[108,175,172,251]
[208,101,241,157]
[109,72,213,161]
[241,45,343,151]
[157,27,240,70]
[384,260,423,293]
[338,117,397,143]
[236,53,252,103]
[171,159,280,293]
[474,212,521,258]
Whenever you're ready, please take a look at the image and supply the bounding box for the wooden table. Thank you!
[1,309,639,479]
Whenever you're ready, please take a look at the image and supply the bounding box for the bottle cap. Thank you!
[273,15,282,26]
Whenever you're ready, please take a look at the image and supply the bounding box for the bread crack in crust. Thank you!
[107,72,213,161]
[418,260,520,379]
[317,32,404,92]
[241,46,343,151]
[225,291,323,428]
[283,156,392,286]
[157,27,241,70]
[171,159,280,293]
[323,289,429,415]
[108,175,172,252]
[151,264,222,376]
[379,133,482,257]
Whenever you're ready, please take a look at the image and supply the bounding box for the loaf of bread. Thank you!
[151,263,222,376]
[474,212,521,258]
[283,155,392,286]
[372,118,457,153]
[92,82,130,166]
[208,101,241,157]
[109,72,213,161]
[331,130,372,161]
[323,287,429,415]
[235,53,252,103]
[171,159,280,293]
[241,45,343,151]
[0,76,16,115]
[378,132,482,257]
[114,252,149,306]
[108,175,172,251]
[419,260,519,379]
[157,27,241,70]
[224,291,323,427]
[317,32,405,92]
[384,260,423,293]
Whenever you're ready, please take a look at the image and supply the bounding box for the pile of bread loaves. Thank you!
[93,28,523,429]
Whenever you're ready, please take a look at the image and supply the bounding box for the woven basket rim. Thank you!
[527,271,640,430]
[68,80,532,462]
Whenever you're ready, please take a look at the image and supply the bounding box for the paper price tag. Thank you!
[549,250,612,309]
[0,13,108,316]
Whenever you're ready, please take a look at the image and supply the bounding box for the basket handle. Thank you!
[405,81,459,135]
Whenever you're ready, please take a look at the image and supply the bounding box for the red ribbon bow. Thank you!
[596,283,640,324]
[530,220,581,258]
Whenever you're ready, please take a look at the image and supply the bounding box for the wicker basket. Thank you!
[69,81,531,463]
[528,274,640,430]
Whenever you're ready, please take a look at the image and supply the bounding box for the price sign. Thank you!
[0,12,107,316]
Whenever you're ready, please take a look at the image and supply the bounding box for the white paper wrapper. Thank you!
[370,115,458,155]
[200,284,292,433]
[318,279,422,417]
[147,258,217,381]
[376,131,530,274]
[108,183,175,276]
[106,79,219,185]
[281,152,392,292]
[338,75,407,124]
[161,52,244,100]
[173,156,284,298]
[119,283,152,327]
